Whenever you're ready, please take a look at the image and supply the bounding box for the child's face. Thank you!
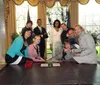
[34,36,40,45]
[65,43,70,49]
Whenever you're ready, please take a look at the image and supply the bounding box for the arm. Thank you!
[24,45,28,57]
[49,29,53,51]
[14,37,24,56]
[42,28,48,38]
[72,48,82,54]
[79,34,95,56]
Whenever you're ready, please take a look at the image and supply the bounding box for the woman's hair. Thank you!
[67,27,75,33]
[53,19,61,28]
[32,35,40,42]
[61,23,66,26]
[34,35,40,39]
[74,24,84,31]
[22,28,32,41]
[26,20,33,25]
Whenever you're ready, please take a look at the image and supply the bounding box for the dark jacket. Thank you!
[61,30,68,44]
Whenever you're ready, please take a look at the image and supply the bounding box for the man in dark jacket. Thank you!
[34,19,48,58]
[61,23,69,45]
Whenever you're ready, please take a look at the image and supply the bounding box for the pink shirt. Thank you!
[28,44,41,62]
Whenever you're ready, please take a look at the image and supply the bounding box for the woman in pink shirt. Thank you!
[28,35,45,62]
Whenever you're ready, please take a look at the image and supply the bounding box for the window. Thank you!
[79,0,100,43]
[16,1,37,34]
[46,2,67,49]
[79,0,100,56]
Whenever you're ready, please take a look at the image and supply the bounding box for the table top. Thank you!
[0,62,100,85]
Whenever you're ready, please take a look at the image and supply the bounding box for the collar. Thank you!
[38,26,41,28]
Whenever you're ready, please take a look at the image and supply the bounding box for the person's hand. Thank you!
[39,57,46,62]
[39,59,45,62]
[74,54,80,56]
[39,57,45,60]
[42,59,45,62]
[66,33,69,37]
[64,48,68,51]
[64,48,71,52]
[69,49,72,52]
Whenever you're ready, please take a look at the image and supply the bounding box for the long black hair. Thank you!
[21,28,32,41]
[53,19,61,28]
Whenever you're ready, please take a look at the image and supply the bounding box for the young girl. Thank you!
[28,35,45,62]
[63,39,81,60]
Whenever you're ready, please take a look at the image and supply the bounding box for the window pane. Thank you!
[16,1,37,34]
[79,0,100,31]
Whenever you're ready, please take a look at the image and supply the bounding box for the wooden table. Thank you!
[0,62,100,85]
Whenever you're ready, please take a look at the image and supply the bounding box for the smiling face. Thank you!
[64,42,71,49]
[68,30,75,38]
[26,23,32,28]
[61,24,68,30]
[74,25,84,36]
[55,21,60,28]
[26,21,33,28]
[37,19,42,27]
[53,20,61,28]
[24,31,31,39]
[34,36,41,45]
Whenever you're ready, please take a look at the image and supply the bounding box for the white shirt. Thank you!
[38,26,42,32]
[50,28,62,44]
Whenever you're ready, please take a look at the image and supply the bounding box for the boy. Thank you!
[63,39,80,60]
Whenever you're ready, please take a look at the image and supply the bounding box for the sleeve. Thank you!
[74,44,80,49]
[13,37,24,56]
[43,28,48,38]
[80,34,95,56]
[24,46,28,57]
